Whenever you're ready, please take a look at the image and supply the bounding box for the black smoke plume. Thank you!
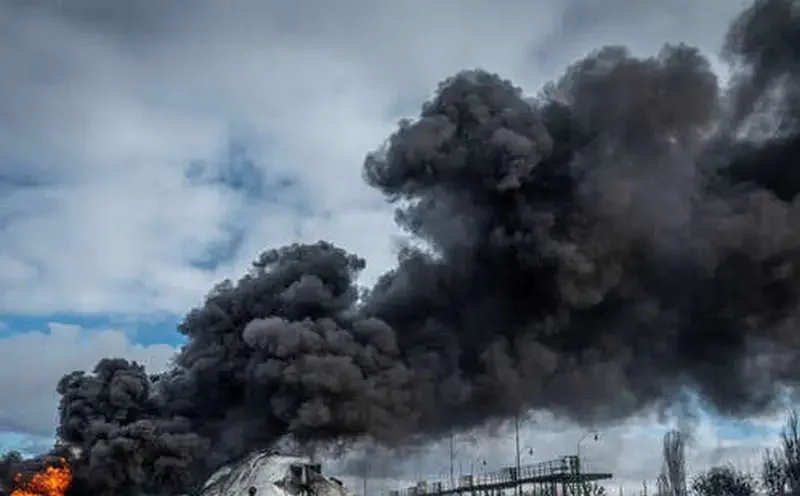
[6,0,800,494]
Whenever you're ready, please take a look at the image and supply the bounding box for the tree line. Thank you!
[647,411,800,496]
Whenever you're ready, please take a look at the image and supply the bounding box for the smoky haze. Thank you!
[5,0,800,494]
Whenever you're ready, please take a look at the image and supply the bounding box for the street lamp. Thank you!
[576,431,600,474]
[362,450,369,496]
[469,459,486,476]
[515,413,521,496]
[449,431,455,489]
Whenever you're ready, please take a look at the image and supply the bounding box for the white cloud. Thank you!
[0,0,750,316]
[0,0,781,487]
[0,322,176,439]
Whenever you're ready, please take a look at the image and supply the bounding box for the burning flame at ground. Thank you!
[10,458,72,496]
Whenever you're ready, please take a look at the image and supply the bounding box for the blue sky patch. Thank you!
[0,432,53,457]
[714,417,781,440]
[0,313,186,348]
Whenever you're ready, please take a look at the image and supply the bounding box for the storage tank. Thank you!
[195,451,350,496]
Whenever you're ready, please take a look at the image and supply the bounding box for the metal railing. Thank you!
[388,456,586,496]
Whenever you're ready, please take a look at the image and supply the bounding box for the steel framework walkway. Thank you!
[388,456,612,496]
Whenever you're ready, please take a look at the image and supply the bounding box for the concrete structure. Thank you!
[196,451,351,496]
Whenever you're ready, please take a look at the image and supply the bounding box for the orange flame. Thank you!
[10,458,72,496]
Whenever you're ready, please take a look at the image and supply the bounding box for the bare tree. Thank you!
[761,409,800,496]
[781,410,800,494]
[763,447,787,496]
[657,473,668,496]
[692,466,755,496]
[657,430,686,496]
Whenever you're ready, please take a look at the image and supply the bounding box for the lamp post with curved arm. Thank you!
[515,413,521,496]
[576,431,600,475]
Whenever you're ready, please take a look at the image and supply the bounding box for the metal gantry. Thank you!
[388,456,612,496]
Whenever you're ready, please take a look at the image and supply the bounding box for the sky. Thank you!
[0,0,790,492]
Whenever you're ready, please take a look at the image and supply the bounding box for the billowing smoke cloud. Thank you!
[6,0,800,494]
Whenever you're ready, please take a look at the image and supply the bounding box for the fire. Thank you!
[10,458,72,496]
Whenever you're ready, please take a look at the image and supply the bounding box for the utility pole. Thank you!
[449,431,455,489]
[362,452,368,496]
[363,401,371,496]
[576,431,600,476]
[515,413,521,496]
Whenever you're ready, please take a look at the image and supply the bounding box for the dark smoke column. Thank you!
[362,3,800,428]
[164,242,421,456]
[11,2,800,496]
[54,243,422,495]
[56,358,209,495]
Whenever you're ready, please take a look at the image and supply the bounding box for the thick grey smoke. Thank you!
[6,0,800,494]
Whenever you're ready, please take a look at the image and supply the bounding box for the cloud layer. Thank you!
[0,322,174,439]
[0,0,749,316]
[1,0,793,494]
